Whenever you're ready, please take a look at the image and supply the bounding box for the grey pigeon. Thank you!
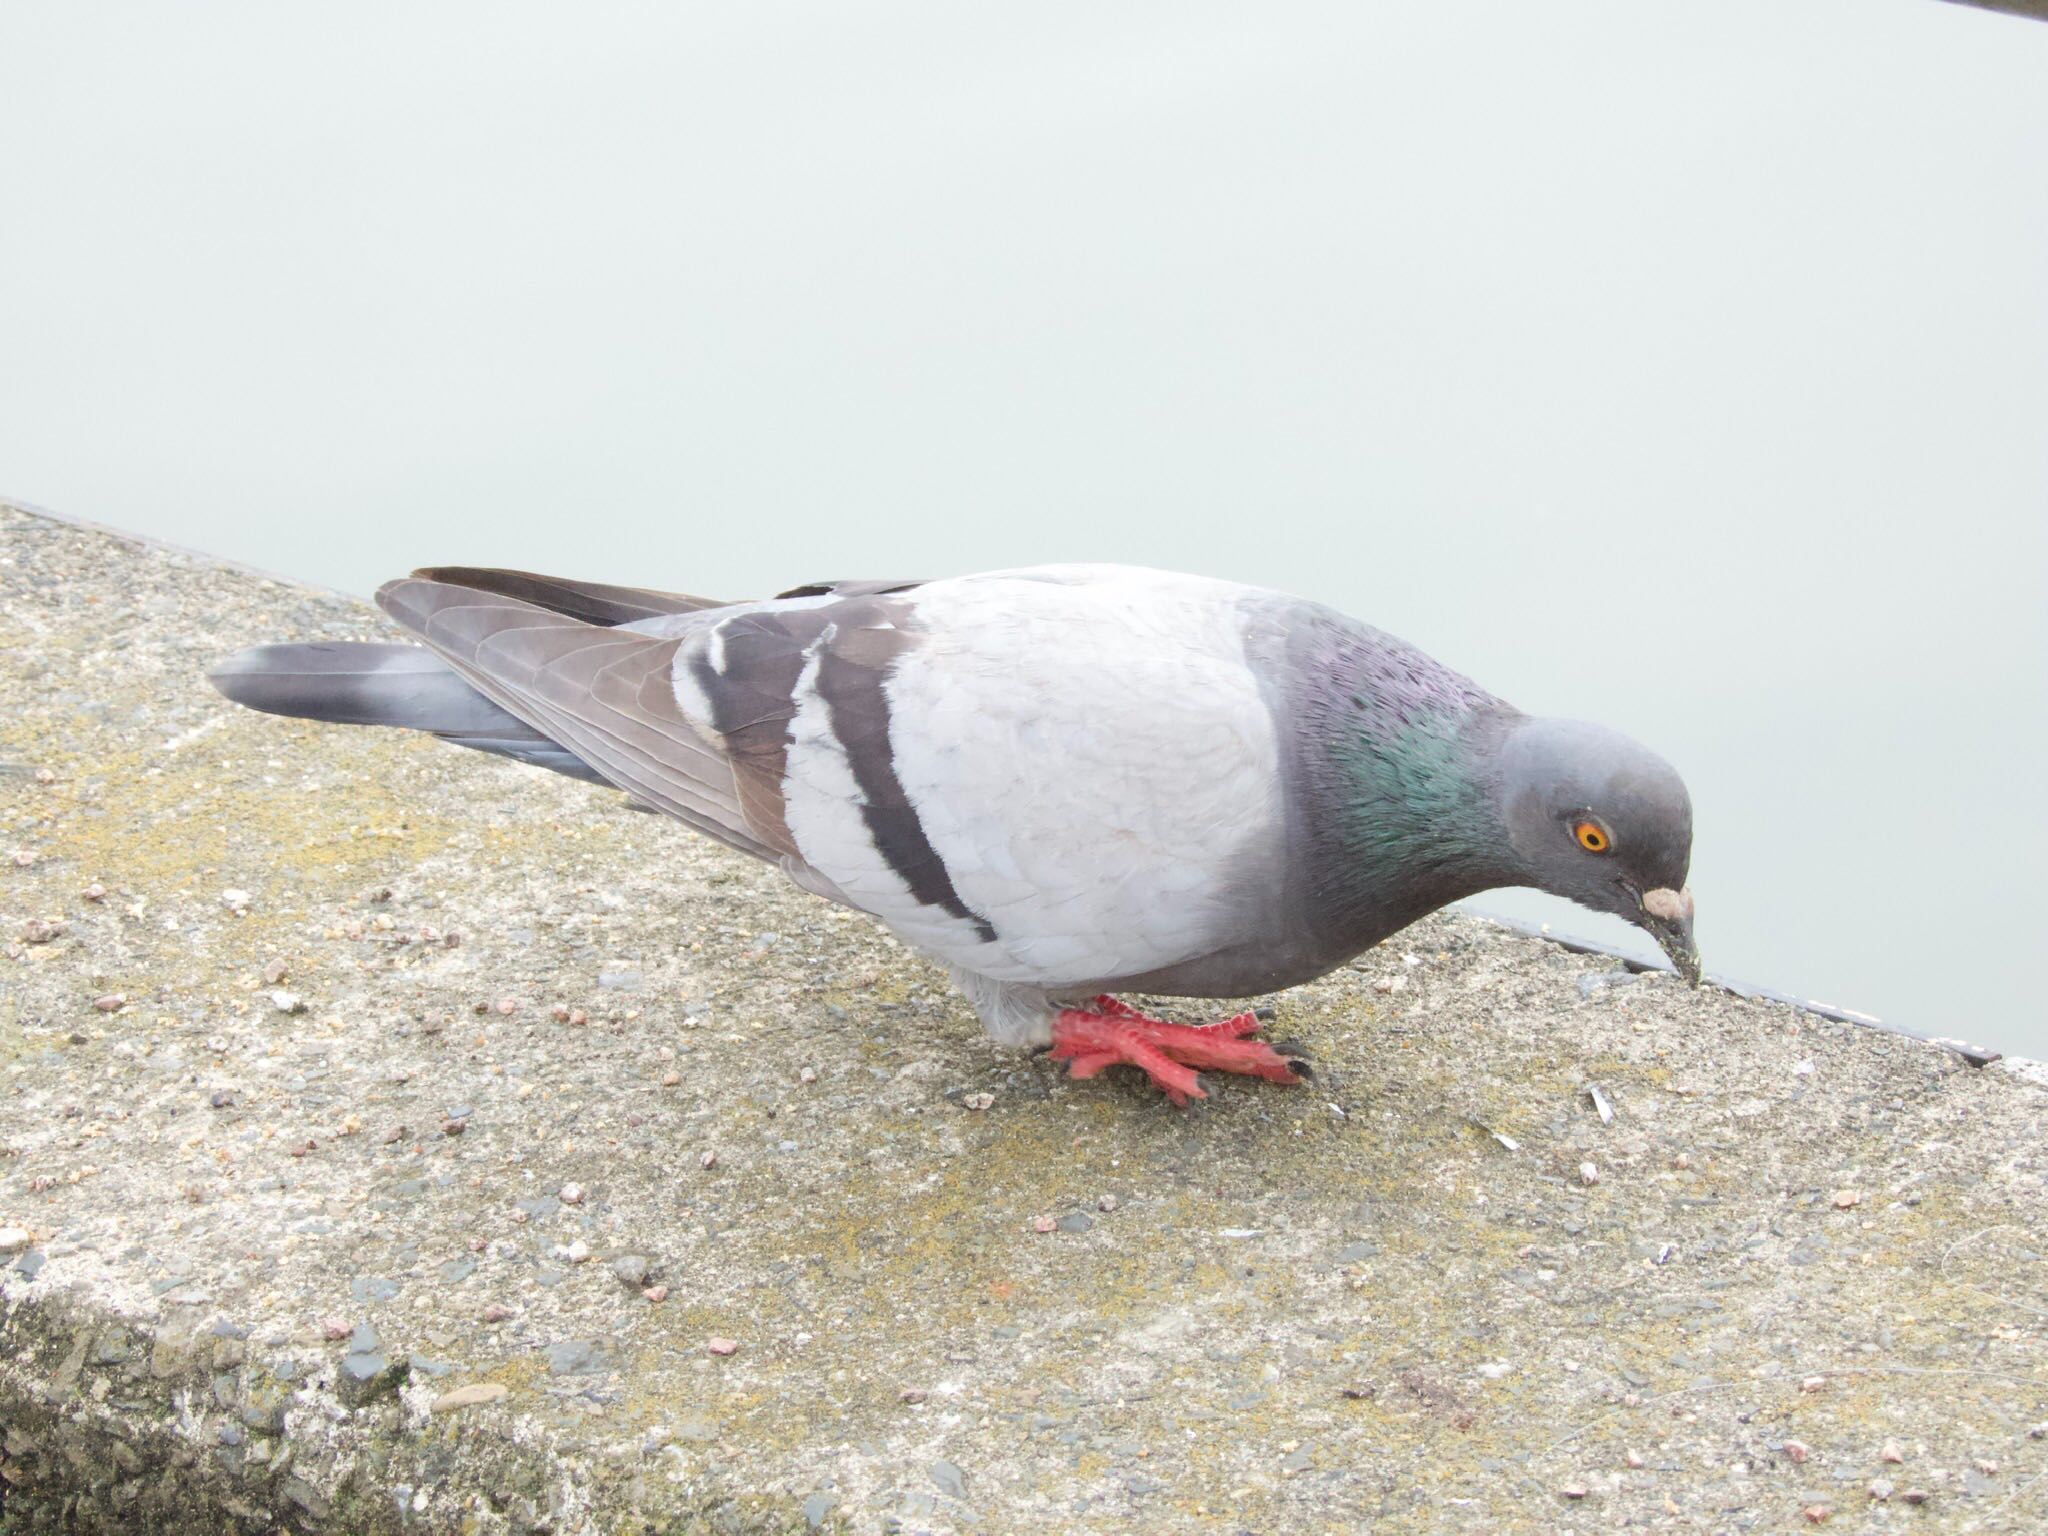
[208,563,1696,1104]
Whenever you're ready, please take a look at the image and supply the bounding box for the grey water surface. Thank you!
[3,2,2043,1054]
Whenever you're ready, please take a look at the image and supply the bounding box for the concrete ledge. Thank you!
[3,502,2045,1533]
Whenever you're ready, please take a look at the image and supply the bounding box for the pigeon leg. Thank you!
[1049,1001,1306,1106]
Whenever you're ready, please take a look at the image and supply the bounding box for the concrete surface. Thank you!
[2,500,2045,1534]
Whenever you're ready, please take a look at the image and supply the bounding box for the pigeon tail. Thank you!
[205,641,609,785]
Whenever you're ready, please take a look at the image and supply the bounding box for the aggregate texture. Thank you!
[2,501,2045,1534]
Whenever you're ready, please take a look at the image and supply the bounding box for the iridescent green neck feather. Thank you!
[1286,608,1526,950]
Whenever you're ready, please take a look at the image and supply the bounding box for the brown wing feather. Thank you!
[376,576,779,862]
[409,568,730,627]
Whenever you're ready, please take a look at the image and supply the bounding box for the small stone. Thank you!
[1800,1375,1825,1393]
[1868,1479,1894,1502]
[2030,1424,2047,1441]
[1802,1506,1830,1524]
[1371,975,1404,994]
[901,1388,928,1404]
[380,1124,408,1145]
[612,1254,651,1288]
[929,1461,968,1499]
[430,1382,507,1413]
[261,958,289,985]
[1558,1483,1587,1499]
[1624,1450,1644,1469]
[1793,1059,1815,1077]
[495,997,517,1016]
[1032,1216,1056,1234]
[1783,1441,1810,1464]
[569,1008,587,1025]
[20,918,65,944]
[287,1139,315,1157]
[554,1240,591,1264]
[1579,1161,1601,1187]
[707,1337,738,1356]
[798,1065,817,1084]
[338,1346,404,1406]
[559,1182,585,1206]
[220,888,252,913]
[962,1091,994,1111]
[320,1318,351,1341]
[699,1150,717,1169]
[642,1284,668,1303]
[662,1069,684,1087]
[0,1227,32,1255]
[1098,1194,1119,1212]
[209,1090,236,1109]
[441,1117,467,1136]
[9,850,35,867]
[270,989,304,1015]
[34,767,55,784]
[81,882,107,902]
[1975,1459,1998,1476]
[92,993,126,1012]
[1898,1488,1929,1506]
[1880,1439,1905,1464]
[338,1113,361,1136]
[550,1003,571,1022]
[482,1304,513,1323]
[1831,1189,1862,1209]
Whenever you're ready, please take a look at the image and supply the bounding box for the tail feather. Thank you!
[206,642,609,786]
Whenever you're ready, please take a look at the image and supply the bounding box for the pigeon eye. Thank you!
[1573,820,1612,854]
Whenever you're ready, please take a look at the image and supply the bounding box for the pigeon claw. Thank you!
[1050,999,1306,1107]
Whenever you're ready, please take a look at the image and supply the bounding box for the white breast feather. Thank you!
[852,566,1284,987]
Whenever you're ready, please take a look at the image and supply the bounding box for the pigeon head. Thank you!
[1496,717,1699,984]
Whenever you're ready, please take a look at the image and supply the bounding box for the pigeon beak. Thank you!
[1639,886,1700,987]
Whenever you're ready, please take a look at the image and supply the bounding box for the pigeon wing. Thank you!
[375,576,782,861]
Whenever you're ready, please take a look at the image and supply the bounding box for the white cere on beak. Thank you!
[1642,886,1693,922]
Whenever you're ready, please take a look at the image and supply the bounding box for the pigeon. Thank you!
[208,563,1696,1104]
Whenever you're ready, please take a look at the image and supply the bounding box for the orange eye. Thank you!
[1573,820,1611,854]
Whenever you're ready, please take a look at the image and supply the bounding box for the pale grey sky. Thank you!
[4,2,2045,1050]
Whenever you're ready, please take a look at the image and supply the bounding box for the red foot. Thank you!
[1048,996,1305,1107]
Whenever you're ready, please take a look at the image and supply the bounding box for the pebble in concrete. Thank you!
[337,1323,406,1407]
[430,1383,508,1414]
